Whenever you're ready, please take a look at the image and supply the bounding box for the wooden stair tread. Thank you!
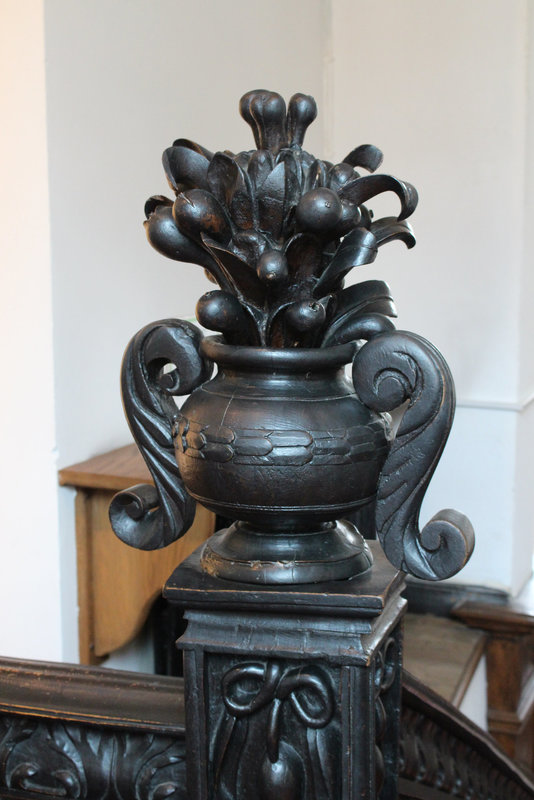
[404,613,486,706]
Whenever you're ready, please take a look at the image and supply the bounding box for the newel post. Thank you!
[110,90,474,799]
[164,543,405,799]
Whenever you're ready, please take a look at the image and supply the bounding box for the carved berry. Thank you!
[295,188,343,233]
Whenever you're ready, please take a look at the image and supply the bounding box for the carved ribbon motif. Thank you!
[213,661,338,800]
[109,319,212,550]
[352,330,475,580]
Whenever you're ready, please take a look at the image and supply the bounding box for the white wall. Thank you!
[43,0,329,661]
[0,0,62,659]
[1,0,533,663]
[330,0,533,592]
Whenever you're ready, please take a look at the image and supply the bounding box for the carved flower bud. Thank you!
[285,299,326,332]
[144,204,214,267]
[196,291,249,335]
[287,93,317,147]
[240,90,287,152]
[256,250,288,286]
[173,189,231,245]
[295,188,343,234]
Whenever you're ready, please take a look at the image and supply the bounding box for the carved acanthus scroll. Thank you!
[109,319,212,550]
[352,330,474,580]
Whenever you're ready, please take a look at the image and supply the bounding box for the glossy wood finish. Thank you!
[59,444,214,663]
[399,671,534,799]
[165,541,406,799]
[0,657,187,800]
[103,88,478,797]
[114,89,474,586]
[0,656,533,800]
[454,579,534,770]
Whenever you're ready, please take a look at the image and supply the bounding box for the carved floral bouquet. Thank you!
[144,90,417,349]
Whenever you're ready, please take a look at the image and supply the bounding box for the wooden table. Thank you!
[59,444,214,665]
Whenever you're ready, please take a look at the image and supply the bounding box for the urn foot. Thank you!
[200,520,373,584]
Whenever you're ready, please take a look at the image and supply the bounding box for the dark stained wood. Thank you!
[400,670,534,799]
[0,657,185,733]
[404,576,508,616]
[164,539,405,623]
[0,658,186,800]
[0,656,533,800]
[165,540,406,799]
[114,88,474,586]
[99,88,482,798]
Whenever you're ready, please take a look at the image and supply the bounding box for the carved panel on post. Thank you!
[210,657,340,800]
[165,541,406,800]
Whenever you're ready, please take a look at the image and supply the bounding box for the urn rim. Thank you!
[201,336,357,372]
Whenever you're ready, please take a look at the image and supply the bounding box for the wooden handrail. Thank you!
[0,656,532,799]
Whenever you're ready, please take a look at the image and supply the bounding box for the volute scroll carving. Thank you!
[352,330,475,580]
[109,319,213,550]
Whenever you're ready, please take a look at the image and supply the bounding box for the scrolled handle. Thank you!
[109,319,213,550]
[352,330,474,581]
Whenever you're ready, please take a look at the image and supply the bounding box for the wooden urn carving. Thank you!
[109,90,474,585]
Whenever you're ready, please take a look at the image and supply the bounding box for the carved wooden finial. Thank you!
[110,90,474,585]
[144,89,416,348]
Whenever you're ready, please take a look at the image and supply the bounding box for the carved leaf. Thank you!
[201,237,266,310]
[342,144,384,173]
[109,320,213,550]
[0,715,186,800]
[162,146,210,193]
[370,217,416,249]
[321,280,397,346]
[315,228,378,294]
[321,313,395,347]
[352,331,475,580]
[339,174,418,221]
[143,206,232,292]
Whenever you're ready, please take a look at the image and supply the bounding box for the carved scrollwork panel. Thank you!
[374,631,402,800]
[206,657,340,800]
[0,714,186,800]
[109,319,213,550]
[399,703,531,800]
[352,330,475,581]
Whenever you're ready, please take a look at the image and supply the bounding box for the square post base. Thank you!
[164,541,406,800]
